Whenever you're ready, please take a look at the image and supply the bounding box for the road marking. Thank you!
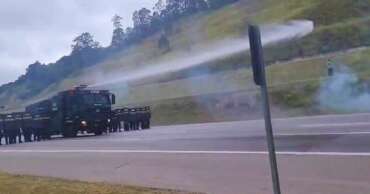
[1,149,370,156]
[272,112,370,121]
[276,131,370,136]
[162,113,370,130]
[300,122,370,128]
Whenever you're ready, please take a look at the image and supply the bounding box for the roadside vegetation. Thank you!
[0,172,196,194]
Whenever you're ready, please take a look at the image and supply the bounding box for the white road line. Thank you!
[162,113,370,129]
[276,131,370,136]
[300,122,370,128]
[1,149,370,156]
[272,112,370,121]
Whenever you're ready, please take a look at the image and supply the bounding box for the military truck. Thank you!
[0,85,151,144]
[25,85,116,137]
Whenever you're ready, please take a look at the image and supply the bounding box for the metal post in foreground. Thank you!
[248,25,282,194]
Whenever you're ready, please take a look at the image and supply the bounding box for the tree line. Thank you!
[0,0,239,101]
[110,0,239,50]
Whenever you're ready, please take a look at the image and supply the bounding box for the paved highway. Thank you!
[1,113,370,194]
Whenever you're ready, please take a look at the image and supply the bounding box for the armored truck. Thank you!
[25,85,116,137]
[0,85,151,145]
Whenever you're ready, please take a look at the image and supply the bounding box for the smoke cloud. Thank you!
[318,66,370,112]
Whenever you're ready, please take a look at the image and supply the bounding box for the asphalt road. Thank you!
[1,113,370,194]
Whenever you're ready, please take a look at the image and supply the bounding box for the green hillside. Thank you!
[2,0,370,124]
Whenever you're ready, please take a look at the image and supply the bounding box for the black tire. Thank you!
[94,123,105,136]
[62,125,77,138]
[94,130,103,136]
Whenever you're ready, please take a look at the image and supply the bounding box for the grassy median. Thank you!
[0,172,198,194]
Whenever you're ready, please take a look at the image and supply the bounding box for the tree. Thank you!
[133,8,152,28]
[112,14,123,29]
[126,27,134,34]
[165,0,181,21]
[70,32,105,69]
[152,0,166,31]
[25,61,55,85]
[151,11,163,31]
[159,0,208,23]
[181,0,208,15]
[133,8,153,38]
[71,32,100,53]
[154,0,166,13]
[123,0,208,46]
[111,15,126,48]
[26,61,45,76]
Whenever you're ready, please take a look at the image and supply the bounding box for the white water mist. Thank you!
[91,20,314,87]
[318,66,370,112]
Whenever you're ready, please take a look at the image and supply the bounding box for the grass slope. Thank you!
[0,172,196,194]
[148,47,370,125]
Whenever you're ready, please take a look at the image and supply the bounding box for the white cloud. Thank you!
[0,0,156,84]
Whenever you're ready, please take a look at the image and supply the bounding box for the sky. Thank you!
[0,0,157,85]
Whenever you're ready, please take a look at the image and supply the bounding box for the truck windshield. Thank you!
[83,94,110,105]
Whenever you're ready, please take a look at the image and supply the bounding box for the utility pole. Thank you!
[248,25,282,194]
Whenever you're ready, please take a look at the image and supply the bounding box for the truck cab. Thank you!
[58,85,115,136]
[25,85,116,137]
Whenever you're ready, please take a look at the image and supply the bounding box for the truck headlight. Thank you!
[81,121,87,126]
[107,119,111,123]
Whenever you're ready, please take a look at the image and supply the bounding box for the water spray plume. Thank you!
[3,21,314,111]
[318,65,370,112]
[91,20,314,87]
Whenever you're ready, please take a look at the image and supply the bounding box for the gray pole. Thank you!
[260,61,282,194]
[248,25,282,194]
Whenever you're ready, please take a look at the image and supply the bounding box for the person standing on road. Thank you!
[23,127,32,142]
[0,129,3,145]
[4,127,10,145]
[17,128,23,144]
[33,128,41,141]
[9,128,17,144]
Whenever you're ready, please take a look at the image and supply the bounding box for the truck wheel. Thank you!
[95,123,107,136]
[94,130,103,136]
[63,126,77,138]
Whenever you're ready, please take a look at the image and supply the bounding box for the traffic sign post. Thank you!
[248,25,282,194]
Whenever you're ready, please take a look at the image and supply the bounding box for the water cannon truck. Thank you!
[0,85,151,143]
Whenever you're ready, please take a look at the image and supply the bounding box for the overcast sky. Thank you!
[0,0,156,85]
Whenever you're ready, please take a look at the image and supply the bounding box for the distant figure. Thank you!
[0,129,3,145]
[327,59,335,77]
[17,128,22,144]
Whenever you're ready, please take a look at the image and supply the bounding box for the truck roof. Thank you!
[59,88,110,96]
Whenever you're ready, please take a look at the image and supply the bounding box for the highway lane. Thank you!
[1,113,370,194]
